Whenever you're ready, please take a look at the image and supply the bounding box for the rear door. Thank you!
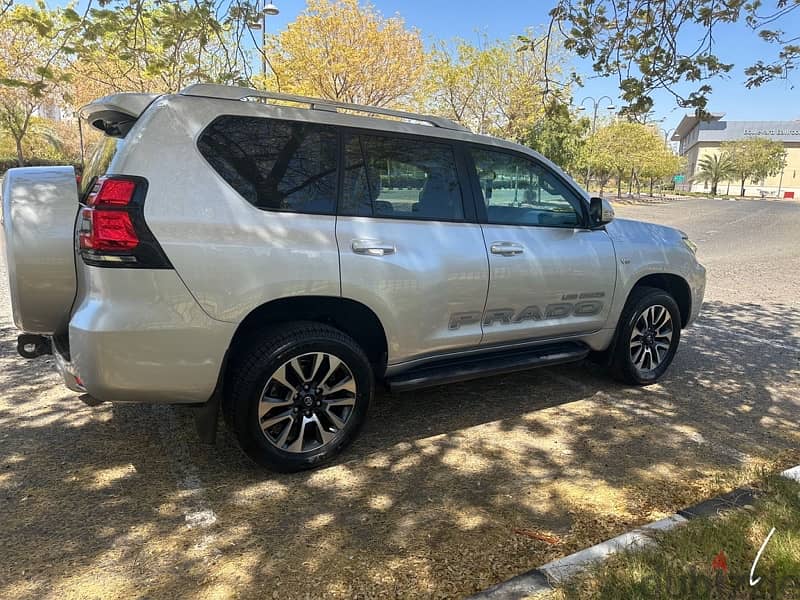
[336,131,489,365]
[466,145,617,345]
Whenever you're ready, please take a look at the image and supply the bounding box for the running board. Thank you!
[386,342,590,392]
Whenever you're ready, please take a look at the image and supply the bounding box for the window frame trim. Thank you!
[335,125,478,224]
[460,142,590,229]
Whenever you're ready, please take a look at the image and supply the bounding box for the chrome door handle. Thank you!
[351,239,396,256]
[490,242,524,256]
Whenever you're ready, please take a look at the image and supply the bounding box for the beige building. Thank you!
[672,114,800,198]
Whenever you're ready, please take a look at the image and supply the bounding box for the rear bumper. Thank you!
[66,267,235,404]
[53,341,85,393]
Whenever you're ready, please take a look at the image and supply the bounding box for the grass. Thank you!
[556,475,800,599]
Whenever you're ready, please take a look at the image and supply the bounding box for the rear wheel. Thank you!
[226,322,373,472]
[610,287,681,385]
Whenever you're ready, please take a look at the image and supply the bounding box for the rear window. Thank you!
[197,116,338,214]
[80,136,122,197]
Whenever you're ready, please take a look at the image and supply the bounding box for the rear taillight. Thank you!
[87,177,137,207]
[78,176,171,268]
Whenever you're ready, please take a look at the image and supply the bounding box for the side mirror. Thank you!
[589,197,614,227]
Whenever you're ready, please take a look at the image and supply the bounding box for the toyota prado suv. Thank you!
[1,84,706,472]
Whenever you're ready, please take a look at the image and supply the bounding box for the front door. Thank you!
[466,146,617,345]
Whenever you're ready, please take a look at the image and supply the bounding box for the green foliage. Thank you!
[525,101,589,172]
[722,137,787,196]
[580,121,681,196]
[0,3,74,164]
[693,152,737,195]
[526,1,800,116]
[424,32,569,140]
[71,0,243,95]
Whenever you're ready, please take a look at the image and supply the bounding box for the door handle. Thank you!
[490,242,524,256]
[351,239,396,256]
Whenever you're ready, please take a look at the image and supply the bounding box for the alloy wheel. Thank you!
[258,352,357,453]
[629,305,673,372]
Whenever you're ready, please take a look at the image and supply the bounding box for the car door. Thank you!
[466,145,617,346]
[336,131,489,365]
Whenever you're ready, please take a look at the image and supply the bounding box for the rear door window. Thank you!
[198,116,338,214]
[341,132,465,221]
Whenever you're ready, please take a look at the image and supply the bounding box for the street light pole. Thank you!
[660,128,675,150]
[578,95,616,133]
[577,95,616,194]
[250,2,280,80]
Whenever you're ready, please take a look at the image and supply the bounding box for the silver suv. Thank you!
[1,84,706,471]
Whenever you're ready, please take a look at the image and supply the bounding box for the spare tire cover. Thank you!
[1,166,78,334]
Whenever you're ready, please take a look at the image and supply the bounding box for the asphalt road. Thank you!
[1,197,798,599]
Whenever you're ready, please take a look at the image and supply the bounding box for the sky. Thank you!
[261,0,800,135]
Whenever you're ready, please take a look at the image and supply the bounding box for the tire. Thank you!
[225,321,373,472]
[610,287,681,385]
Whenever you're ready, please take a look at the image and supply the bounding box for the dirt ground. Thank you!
[1,197,799,599]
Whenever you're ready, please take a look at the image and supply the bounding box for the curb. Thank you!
[468,464,800,599]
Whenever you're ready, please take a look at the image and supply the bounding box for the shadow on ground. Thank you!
[1,301,799,598]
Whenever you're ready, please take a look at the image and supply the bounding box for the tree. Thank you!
[0,4,74,165]
[523,1,800,116]
[266,0,424,107]
[693,152,736,196]
[579,121,675,198]
[70,0,238,100]
[639,143,684,196]
[424,33,566,139]
[723,137,787,197]
[524,101,589,172]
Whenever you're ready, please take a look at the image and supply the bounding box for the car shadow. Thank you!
[1,300,799,599]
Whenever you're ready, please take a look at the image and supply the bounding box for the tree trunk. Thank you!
[627,168,634,195]
[616,170,622,199]
[711,181,718,195]
[14,135,24,167]
[649,177,654,197]
[740,177,746,197]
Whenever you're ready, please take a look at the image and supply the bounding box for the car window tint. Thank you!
[341,134,373,217]
[470,148,580,227]
[342,133,465,221]
[198,116,337,214]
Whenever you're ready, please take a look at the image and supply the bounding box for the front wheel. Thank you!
[610,287,681,385]
[225,322,373,472]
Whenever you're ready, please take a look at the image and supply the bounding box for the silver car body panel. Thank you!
[478,225,617,345]
[337,217,489,363]
[605,218,706,327]
[3,88,706,403]
[69,266,234,403]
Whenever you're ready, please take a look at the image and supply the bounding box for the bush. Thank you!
[0,157,82,176]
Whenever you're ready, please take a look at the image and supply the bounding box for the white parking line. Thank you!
[155,406,219,531]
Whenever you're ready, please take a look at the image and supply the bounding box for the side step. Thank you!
[386,342,590,392]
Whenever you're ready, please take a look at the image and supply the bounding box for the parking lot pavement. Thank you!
[1,197,798,599]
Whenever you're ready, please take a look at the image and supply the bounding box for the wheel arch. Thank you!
[630,273,692,327]
[224,296,389,380]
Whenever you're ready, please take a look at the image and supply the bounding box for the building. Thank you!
[671,114,800,198]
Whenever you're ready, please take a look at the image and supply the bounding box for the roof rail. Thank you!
[180,83,469,132]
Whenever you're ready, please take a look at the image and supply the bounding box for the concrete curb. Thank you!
[468,464,800,599]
